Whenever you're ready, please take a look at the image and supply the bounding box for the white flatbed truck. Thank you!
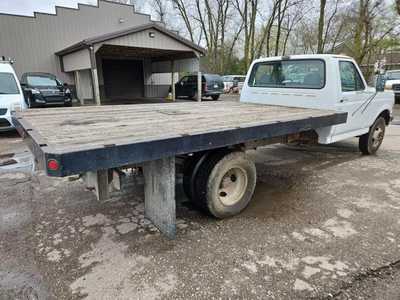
[14,54,394,239]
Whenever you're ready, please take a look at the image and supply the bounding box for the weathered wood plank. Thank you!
[143,157,176,239]
[36,110,328,147]
[18,102,336,152]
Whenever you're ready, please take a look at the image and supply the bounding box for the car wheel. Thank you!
[64,102,72,107]
[359,117,386,155]
[211,95,220,101]
[192,92,198,101]
[194,150,257,218]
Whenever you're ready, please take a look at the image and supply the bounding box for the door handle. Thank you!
[340,98,348,103]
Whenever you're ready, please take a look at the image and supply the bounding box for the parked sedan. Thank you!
[20,72,72,108]
[173,74,224,100]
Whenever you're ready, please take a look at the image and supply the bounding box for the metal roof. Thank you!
[55,23,206,56]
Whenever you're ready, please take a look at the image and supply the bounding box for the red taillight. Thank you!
[47,159,60,171]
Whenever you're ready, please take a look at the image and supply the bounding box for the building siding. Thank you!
[63,48,91,72]
[152,58,199,73]
[93,29,197,53]
[0,1,151,82]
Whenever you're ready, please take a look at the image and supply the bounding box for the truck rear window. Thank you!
[248,59,325,89]
[0,72,19,95]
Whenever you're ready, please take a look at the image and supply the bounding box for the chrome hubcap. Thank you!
[218,167,248,206]
[372,126,384,148]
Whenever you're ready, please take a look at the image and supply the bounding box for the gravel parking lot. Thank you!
[1,99,400,299]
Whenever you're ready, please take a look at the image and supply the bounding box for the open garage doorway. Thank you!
[102,59,144,102]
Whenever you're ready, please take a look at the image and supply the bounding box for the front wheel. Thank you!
[191,92,198,101]
[194,150,257,218]
[359,117,386,155]
[211,95,220,101]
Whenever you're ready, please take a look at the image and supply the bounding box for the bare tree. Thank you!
[352,0,398,64]
[256,0,279,58]
[153,0,167,23]
[396,0,400,15]
[317,0,326,53]
[233,0,258,69]
[282,1,307,55]
[171,0,195,42]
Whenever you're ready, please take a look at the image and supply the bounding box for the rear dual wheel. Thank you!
[183,150,256,218]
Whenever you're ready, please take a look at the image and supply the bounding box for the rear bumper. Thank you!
[204,91,223,97]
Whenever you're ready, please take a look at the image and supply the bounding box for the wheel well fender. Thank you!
[377,109,391,125]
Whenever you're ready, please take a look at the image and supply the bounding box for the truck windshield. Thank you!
[0,72,19,95]
[248,59,325,89]
[386,71,400,80]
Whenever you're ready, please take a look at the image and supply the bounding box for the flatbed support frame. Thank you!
[13,104,347,239]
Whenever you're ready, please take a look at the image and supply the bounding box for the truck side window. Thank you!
[339,61,365,92]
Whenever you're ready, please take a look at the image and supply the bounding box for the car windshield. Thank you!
[205,75,222,82]
[27,75,58,87]
[222,76,233,82]
[248,59,325,89]
[0,72,19,95]
[386,71,400,80]
[234,76,245,82]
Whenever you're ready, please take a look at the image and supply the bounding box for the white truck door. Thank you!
[333,60,373,136]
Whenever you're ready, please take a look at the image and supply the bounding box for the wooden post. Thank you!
[74,71,84,106]
[84,170,109,201]
[197,71,202,102]
[171,60,175,101]
[143,157,176,239]
[89,47,101,105]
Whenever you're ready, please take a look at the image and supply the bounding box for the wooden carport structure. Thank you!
[56,24,206,105]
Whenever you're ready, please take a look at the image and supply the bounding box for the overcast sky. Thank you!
[0,0,98,16]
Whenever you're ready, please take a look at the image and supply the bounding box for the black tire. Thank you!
[191,92,198,101]
[182,152,209,200]
[194,150,257,218]
[64,102,72,107]
[211,95,220,101]
[359,117,386,155]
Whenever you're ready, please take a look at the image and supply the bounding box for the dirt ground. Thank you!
[1,99,400,299]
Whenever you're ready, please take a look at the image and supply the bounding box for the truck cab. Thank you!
[241,54,394,153]
[0,58,27,132]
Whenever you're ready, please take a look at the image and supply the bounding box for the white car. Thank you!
[384,70,400,101]
[222,75,246,93]
[0,58,27,132]
[241,54,394,154]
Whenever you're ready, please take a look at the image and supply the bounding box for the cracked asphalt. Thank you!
[1,102,400,299]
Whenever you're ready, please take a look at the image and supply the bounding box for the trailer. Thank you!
[13,101,347,238]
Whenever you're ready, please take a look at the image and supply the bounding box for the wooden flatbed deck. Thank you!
[14,101,347,177]
[14,101,347,238]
